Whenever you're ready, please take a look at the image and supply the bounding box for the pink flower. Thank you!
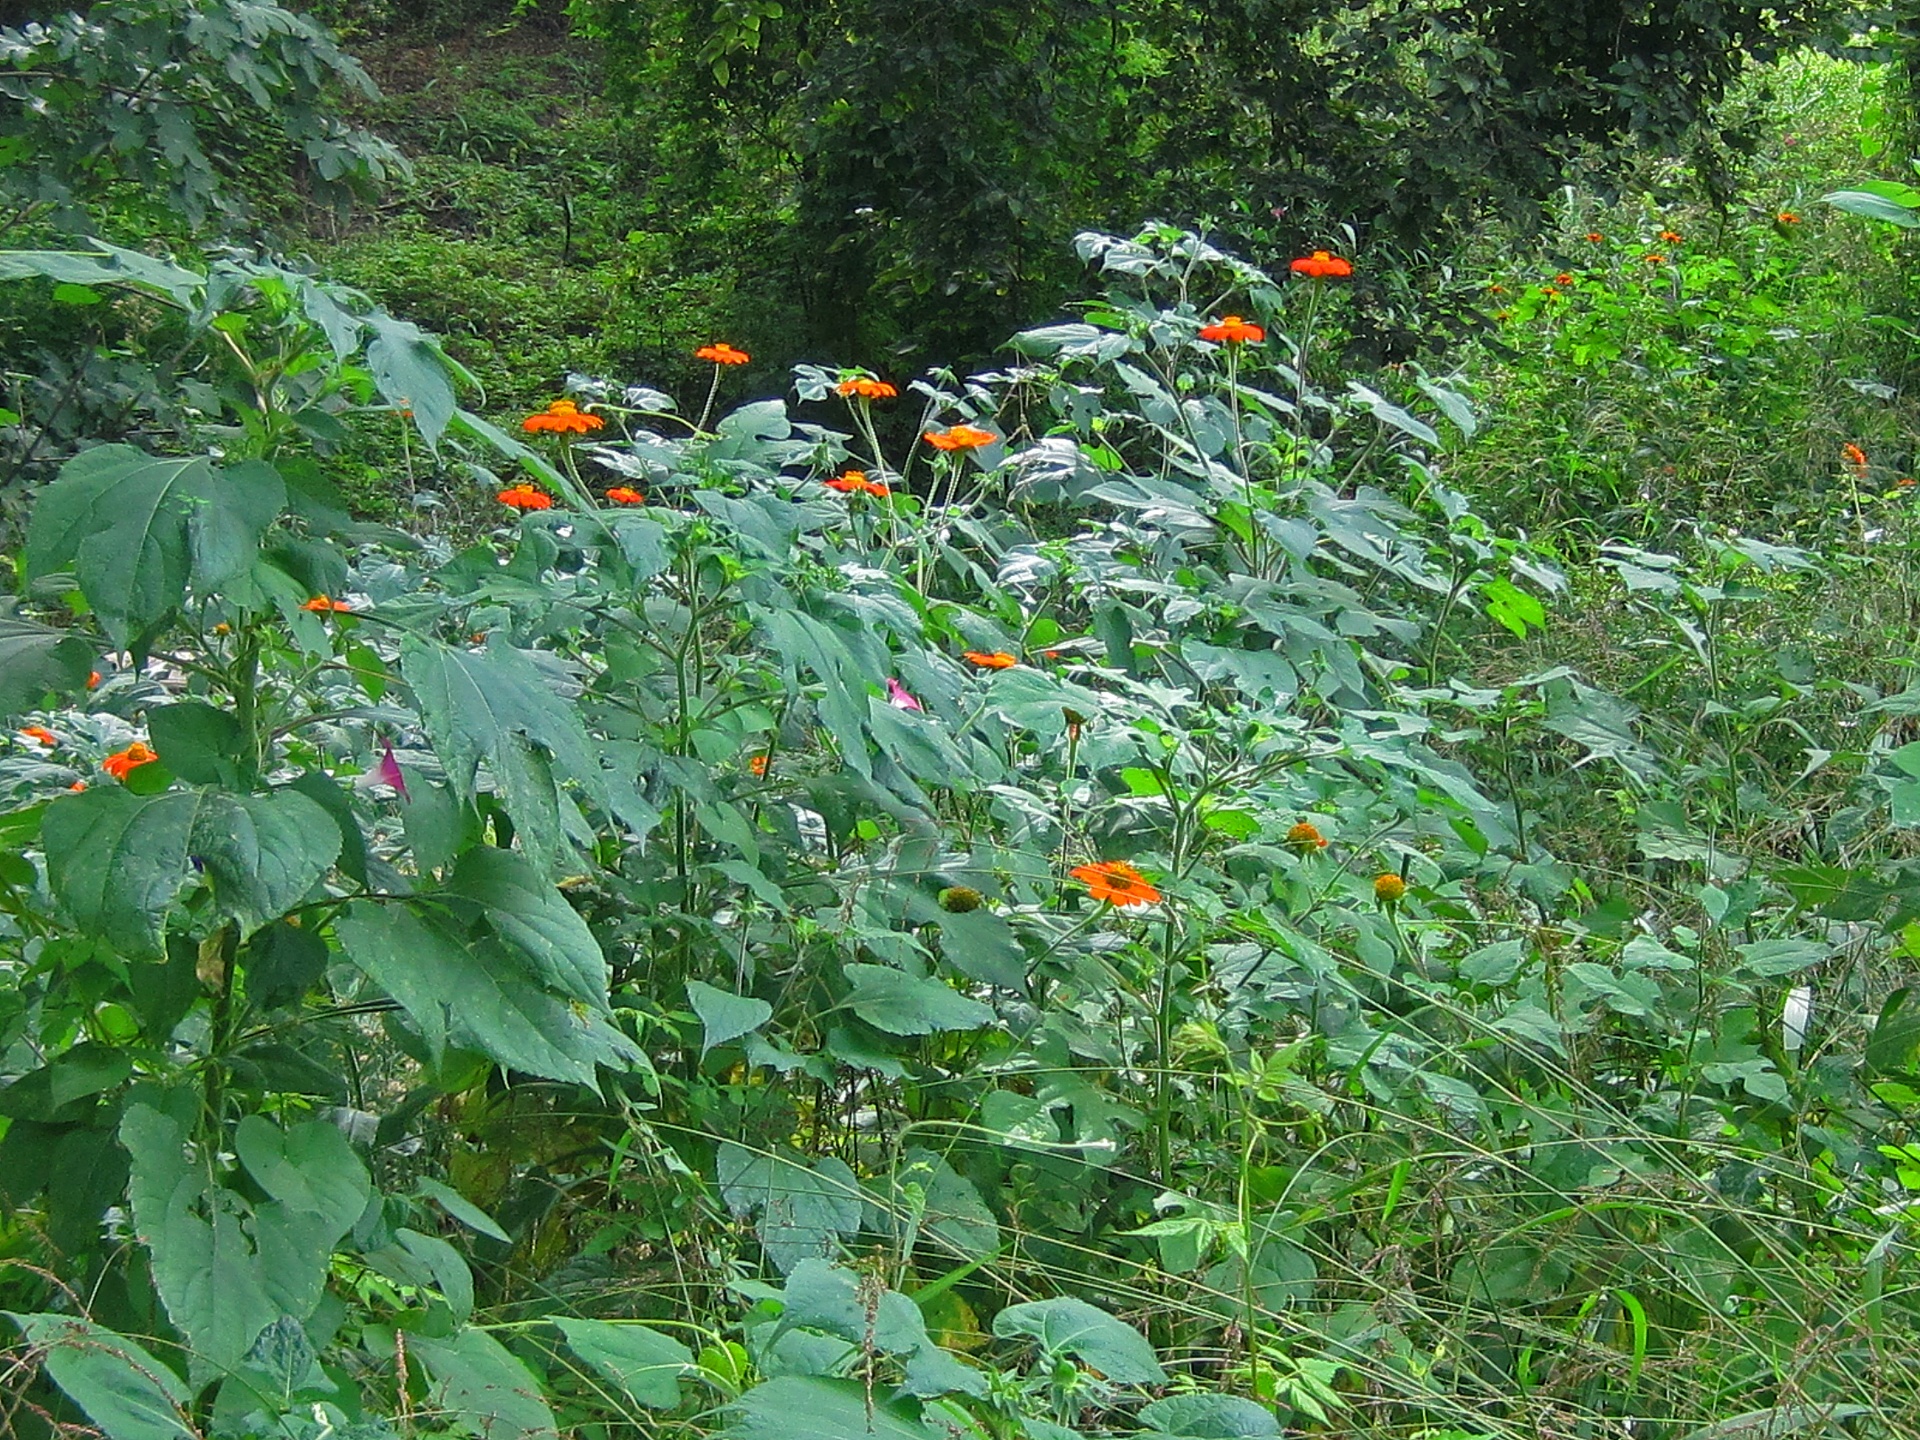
[378,738,410,803]
[886,678,923,712]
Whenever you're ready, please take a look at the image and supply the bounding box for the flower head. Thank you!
[1641,253,1668,266]
[498,484,554,511]
[522,398,605,435]
[1071,860,1161,907]
[1199,314,1265,344]
[836,375,898,399]
[1289,250,1353,279]
[696,342,750,365]
[1554,272,1574,285]
[1286,820,1328,853]
[301,595,351,613]
[1659,229,1684,244]
[1844,443,1870,481]
[87,671,101,689]
[606,486,646,505]
[963,651,1017,670]
[924,424,997,452]
[1777,210,1801,226]
[19,726,57,747]
[1373,872,1407,904]
[824,471,890,497]
[104,741,158,783]
[749,753,769,777]
[885,677,923,712]
[378,737,410,803]
[938,885,983,913]
[1584,231,1605,242]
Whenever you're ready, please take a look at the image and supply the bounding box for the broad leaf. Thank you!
[234,1115,371,1241]
[0,615,95,711]
[335,900,640,1085]
[449,846,609,1006]
[725,1377,946,1440]
[717,1143,862,1273]
[1139,1395,1280,1438]
[408,1327,558,1440]
[991,1297,1166,1384]
[842,964,994,1035]
[44,788,339,957]
[688,979,774,1054]
[7,1313,194,1440]
[552,1317,694,1410]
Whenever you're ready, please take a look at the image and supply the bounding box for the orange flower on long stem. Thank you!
[1286,820,1328,853]
[301,595,351,613]
[1843,443,1869,482]
[695,343,750,365]
[498,484,554,511]
[1374,873,1407,904]
[1071,860,1161,907]
[104,741,158,782]
[824,471,890,498]
[836,375,898,399]
[1289,250,1353,279]
[606,487,645,505]
[1659,229,1684,244]
[19,726,57,747]
[1584,231,1605,242]
[924,424,997,451]
[522,398,604,435]
[963,651,1017,669]
[1199,315,1265,344]
[1777,211,1801,226]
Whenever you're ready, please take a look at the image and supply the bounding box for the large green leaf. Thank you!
[551,1316,694,1410]
[1139,1394,1280,1438]
[725,1377,946,1440]
[0,243,206,305]
[44,788,339,957]
[401,636,643,870]
[1821,188,1920,227]
[891,1148,999,1259]
[717,1143,863,1274]
[364,311,460,448]
[688,979,774,1055]
[121,1104,279,1384]
[234,1115,370,1241]
[774,1259,983,1398]
[449,846,608,1006]
[407,1327,558,1440]
[6,1313,194,1440]
[842,964,994,1035]
[25,446,282,645]
[335,900,640,1085]
[991,1297,1166,1384]
[0,615,95,712]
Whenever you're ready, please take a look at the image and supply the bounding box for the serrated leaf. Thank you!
[1138,1394,1280,1438]
[892,1148,999,1259]
[553,1317,694,1410]
[991,1297,1166,1383]
[448,846,608,1006]
[408,1327,558,1440]
[335,900,640,1085]
[6,1313,194,1440]
[717,1143,862,1274]
[0,615,95,712]
[688,979,774,1054]
[724,1377,946,1440]
[44,788,339,957]
[842,964,994,1035]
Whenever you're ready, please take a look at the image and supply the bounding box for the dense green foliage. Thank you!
[6,6,1920,1440]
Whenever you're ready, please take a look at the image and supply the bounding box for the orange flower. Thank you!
[1641,253,1668,266]
[606,486,646,505]
[924,424,997,451]
[1584,232,1605,242]
[1373,872,1407,904]
[749,754,769,777]
[1899,477,1916,489]
[1071,860,1161,907]
[963,651,1017,669]
[104,741,158,782]
[301,595,351,613]
[1659,229,1683,244]
[67,780,86,792]
[1843,443,1869,481]
[1286,820,1328,853]
[695,343,750,365]
[1777,210,1801,226]
[824,471,890,498]
[498,484,554,511]
[522,398,605,435]
[836,375,898,399]
[19,726,57,747]
[1199,314,1265,343]
[1540,285,1561,298]
[87,671,101,689]
[1289,250,1353,279]
[1554,272,1574,285]
[1486,284,1506,295]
